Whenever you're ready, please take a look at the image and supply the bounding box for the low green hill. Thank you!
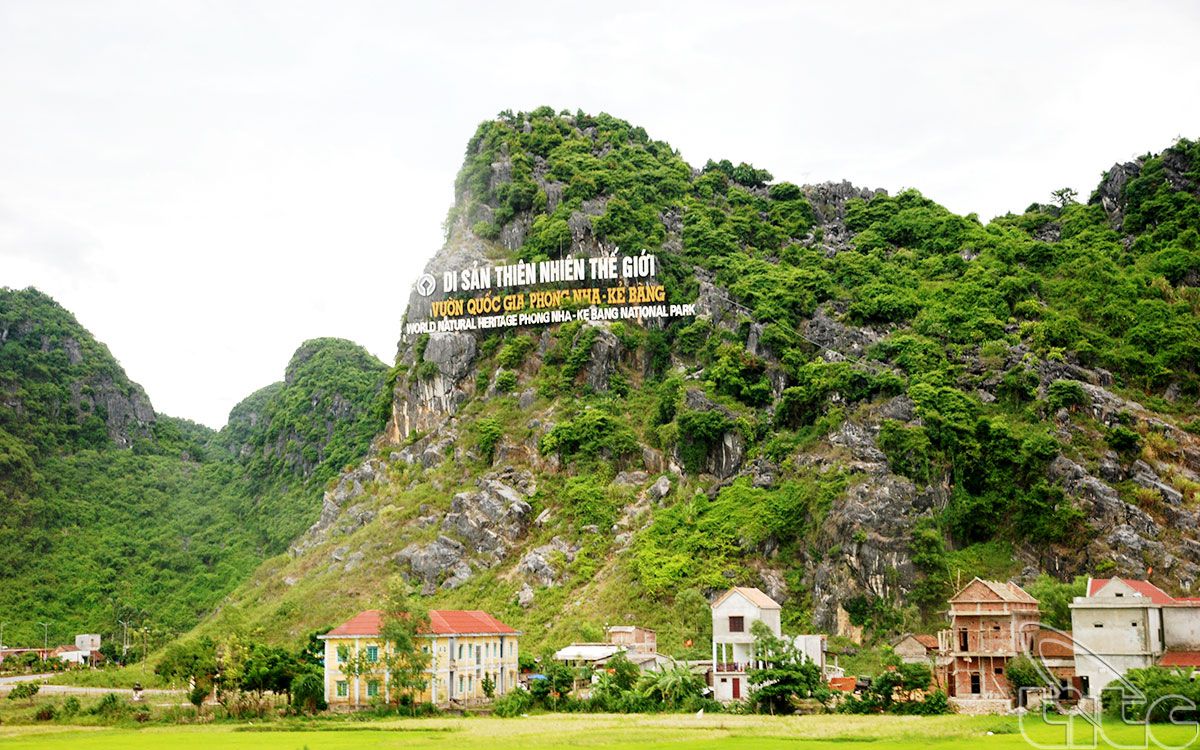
[0,288,386,649]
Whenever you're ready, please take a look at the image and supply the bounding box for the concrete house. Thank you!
[936,578,1041,713]
[710,587,782,702]
[321,609,520,707]
[1070,578,1200,704]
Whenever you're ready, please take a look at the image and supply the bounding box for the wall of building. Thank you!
[712,597,780,644]
[1071,606,1154,656]
[1163,607,1200,650]
[323,634,519,707]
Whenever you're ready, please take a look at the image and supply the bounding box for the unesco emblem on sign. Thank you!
[415,274,437,297]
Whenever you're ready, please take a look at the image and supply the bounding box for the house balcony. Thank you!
[938,629,1019,656]
[712,662,749,674]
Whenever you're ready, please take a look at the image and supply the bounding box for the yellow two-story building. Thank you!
[320,609,521,707]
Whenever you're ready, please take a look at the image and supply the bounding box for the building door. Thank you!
[449,671,455,699]
[732,678,741,699]
[1079,675,1089,697]
[959,630,969,651]
[970,674,980,694]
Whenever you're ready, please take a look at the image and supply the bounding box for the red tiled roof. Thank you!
[325,609,518,638]
[913,634,939,650]
[1089,578,1177,605]
[427,610,518,635]
[326,609,385,637]
[1159,651,1200,668]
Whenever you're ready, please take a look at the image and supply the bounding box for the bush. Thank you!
[8,681,39,702]
[475,417,503,463]
[539,408,639,462]
[1106,425,1141,455]
[494,370,518,393]
[1047,380,1088,411]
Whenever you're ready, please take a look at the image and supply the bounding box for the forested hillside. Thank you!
[5,110,1198,661]
[186,110,1200,657]
[0,288,386,648]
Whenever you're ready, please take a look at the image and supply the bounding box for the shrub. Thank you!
[497,336,535,369]
[675,409,733,474]
[475,417,503,463]
[877,421,935,484]
[1047,380,1088,411]
[539,408,639,462]
[1106,425,1141,455]
[494,370,518,393]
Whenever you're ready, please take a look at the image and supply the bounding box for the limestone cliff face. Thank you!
[0,287,155,450]
[227,118,1200,653]
[221,337,387,481]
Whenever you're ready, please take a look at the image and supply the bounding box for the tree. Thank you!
[155,637,217,693]
[636,661,704,708]
[602,651,640,692]
[240,643,300,713]
[481,672,496,700]
[674,588,712,654]
[1026,575,1087,630]
[291,670,327,715]
[530,662,576,709]
[379,578,432,714]
[1051,187,1078,207]
[7,681,39,704]
[746,620,827,714]
[1005,655,1045,704]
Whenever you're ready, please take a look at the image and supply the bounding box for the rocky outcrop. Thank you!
[807,417,933,630]
[679,389,746,479]
[518,536,580,586]
[395,536,472,594]
[441,476,534,562]
[290,459,382,556]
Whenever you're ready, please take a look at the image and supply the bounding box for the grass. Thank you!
[0,713,1196,749]
[47,664,165,689]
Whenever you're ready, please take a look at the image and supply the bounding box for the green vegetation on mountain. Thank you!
[172,111,1199,665]
[4,111,1199,673]
[0,288,386,648]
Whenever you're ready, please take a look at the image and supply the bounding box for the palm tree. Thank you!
[637,662,704,708]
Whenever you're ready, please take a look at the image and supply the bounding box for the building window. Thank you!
[1094,623,1104,628]
[336,681,348,697]
[476,646,482,664]
[1115,593,1124,597]
[1131,622,1138,628]
[366,646,379,662]
[458,644,464,660]
[729,616,744,633]
[995,667,1003,675]
[367,680,380,697]
[336,647,347,664]
[1080,676,1090,696]
[970,674,981,694]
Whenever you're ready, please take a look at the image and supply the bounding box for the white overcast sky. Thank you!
[2,1,1198,428]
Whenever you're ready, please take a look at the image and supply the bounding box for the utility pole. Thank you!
[38,622,49,658]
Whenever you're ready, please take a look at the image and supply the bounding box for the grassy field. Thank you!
[0,713,1196,749]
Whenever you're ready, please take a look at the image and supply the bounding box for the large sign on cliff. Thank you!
[403,253,696,335]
